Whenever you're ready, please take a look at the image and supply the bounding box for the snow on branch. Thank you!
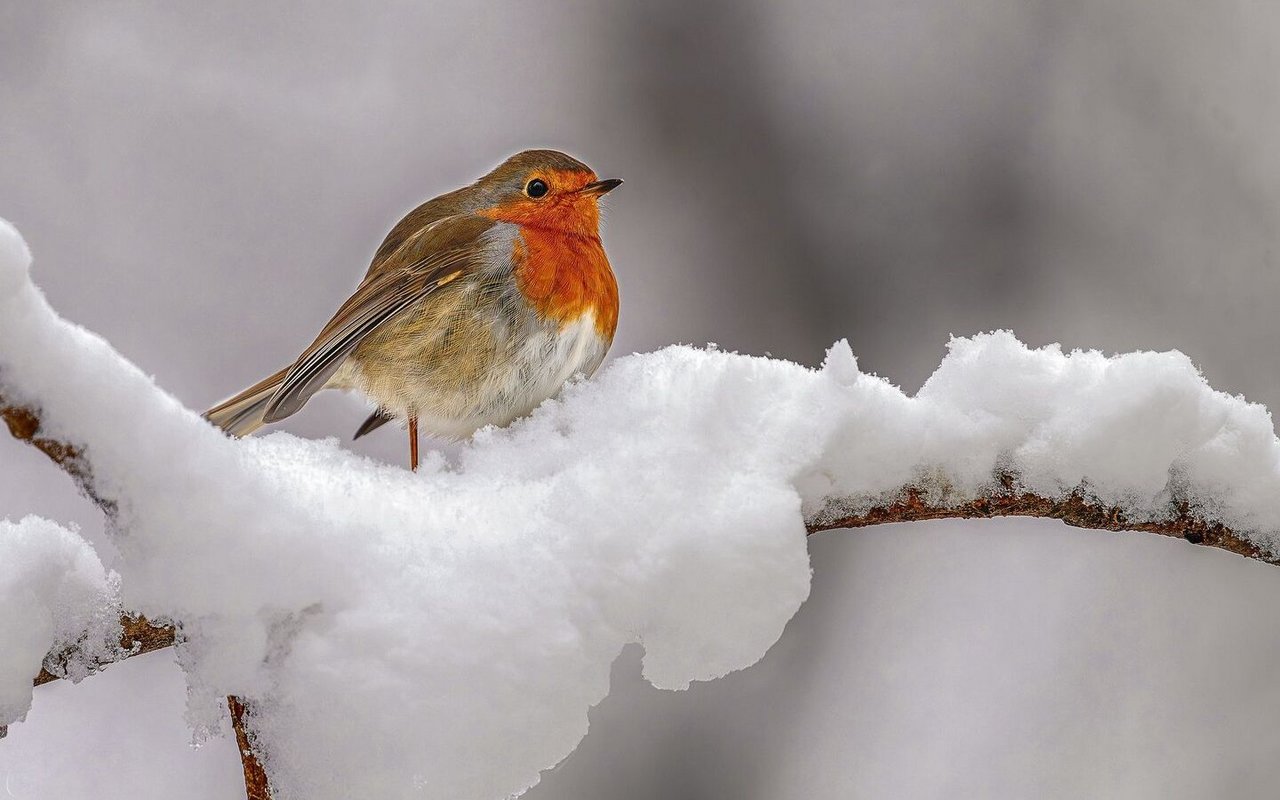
[3,214,1280,799]
[0,516,120,742]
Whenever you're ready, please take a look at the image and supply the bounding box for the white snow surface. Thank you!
[2,215,1280,798]
[0,516,119,726]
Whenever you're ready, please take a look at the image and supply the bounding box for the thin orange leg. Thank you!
[409,415,419,472]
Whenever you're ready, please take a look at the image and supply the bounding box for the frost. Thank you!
[3,215,1280,798]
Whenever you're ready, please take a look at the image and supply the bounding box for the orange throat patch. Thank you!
[509,227,619,340]
[480,168,620,339]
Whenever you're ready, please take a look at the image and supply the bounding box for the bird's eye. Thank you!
[525,178,549,198]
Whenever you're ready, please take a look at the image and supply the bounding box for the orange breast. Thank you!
[508,226,619,340]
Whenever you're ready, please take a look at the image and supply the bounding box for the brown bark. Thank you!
[228,695,273,800]
[33,614,175,686]
[810,485,1278,565]
[2,400,116,513]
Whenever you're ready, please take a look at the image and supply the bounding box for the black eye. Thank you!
[525,178,549,198]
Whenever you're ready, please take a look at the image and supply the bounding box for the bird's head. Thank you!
[475,150,621,236]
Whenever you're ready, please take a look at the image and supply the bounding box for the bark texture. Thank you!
[810,485,1277,565]
[228,695,273,800]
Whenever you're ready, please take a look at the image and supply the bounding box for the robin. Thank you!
[204,149,622,470]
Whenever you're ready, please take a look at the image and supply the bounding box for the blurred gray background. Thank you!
[3,1,1280,798]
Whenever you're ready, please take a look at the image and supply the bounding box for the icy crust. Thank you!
[0,517,120,726]
[3,215,1280,798]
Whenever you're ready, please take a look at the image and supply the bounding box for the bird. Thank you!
[203,149,622,470]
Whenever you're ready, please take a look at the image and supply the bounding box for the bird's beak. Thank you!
[581,178,623,196]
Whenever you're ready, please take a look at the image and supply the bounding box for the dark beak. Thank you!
[581,178,623,196]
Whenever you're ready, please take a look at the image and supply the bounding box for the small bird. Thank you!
[204,150,621,470]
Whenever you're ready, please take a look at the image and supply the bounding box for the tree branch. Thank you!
[3,389,1276,792]
[32,614,175,687]
[2,399,116,514]
[809,484,1278,565]
[3,391,182,682]
[227,695,273,800]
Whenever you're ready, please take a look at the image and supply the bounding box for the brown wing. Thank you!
[262,213,497,423]
[364,186,474,277]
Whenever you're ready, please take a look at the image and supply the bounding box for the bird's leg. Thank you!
[409,415,419,472]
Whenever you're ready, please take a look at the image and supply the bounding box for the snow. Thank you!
[0,516,119,727]
[0,650,244,798]
[811,335,1280,543]
[2,214,1280,798]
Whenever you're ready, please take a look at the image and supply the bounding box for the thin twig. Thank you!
[2,399,116,513]
[809,484,1278,565]
[33,614,175,686]
[228,695,272,800]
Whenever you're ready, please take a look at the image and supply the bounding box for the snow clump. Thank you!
[0,516,119,727]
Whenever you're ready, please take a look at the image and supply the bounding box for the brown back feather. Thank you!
[262,214,498,423]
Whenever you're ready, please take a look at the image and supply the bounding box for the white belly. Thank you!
[339,311,610,440]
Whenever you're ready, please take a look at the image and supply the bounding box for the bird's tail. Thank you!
[203,367,289,438]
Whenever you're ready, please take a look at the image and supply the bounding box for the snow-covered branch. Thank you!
[5,214,1280,799]
[1,389,253,782]
[7,417,1272,705]
[29,614,174,688]
[7,396,1276,685]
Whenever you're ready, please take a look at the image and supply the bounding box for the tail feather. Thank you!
[353,409,394,440]
[203,368,289,438]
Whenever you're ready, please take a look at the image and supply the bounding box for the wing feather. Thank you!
[262,214,497,423]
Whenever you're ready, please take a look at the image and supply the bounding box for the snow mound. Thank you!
[0,217,32,298]
[2,217,1279,798]
[0,516,119,726]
